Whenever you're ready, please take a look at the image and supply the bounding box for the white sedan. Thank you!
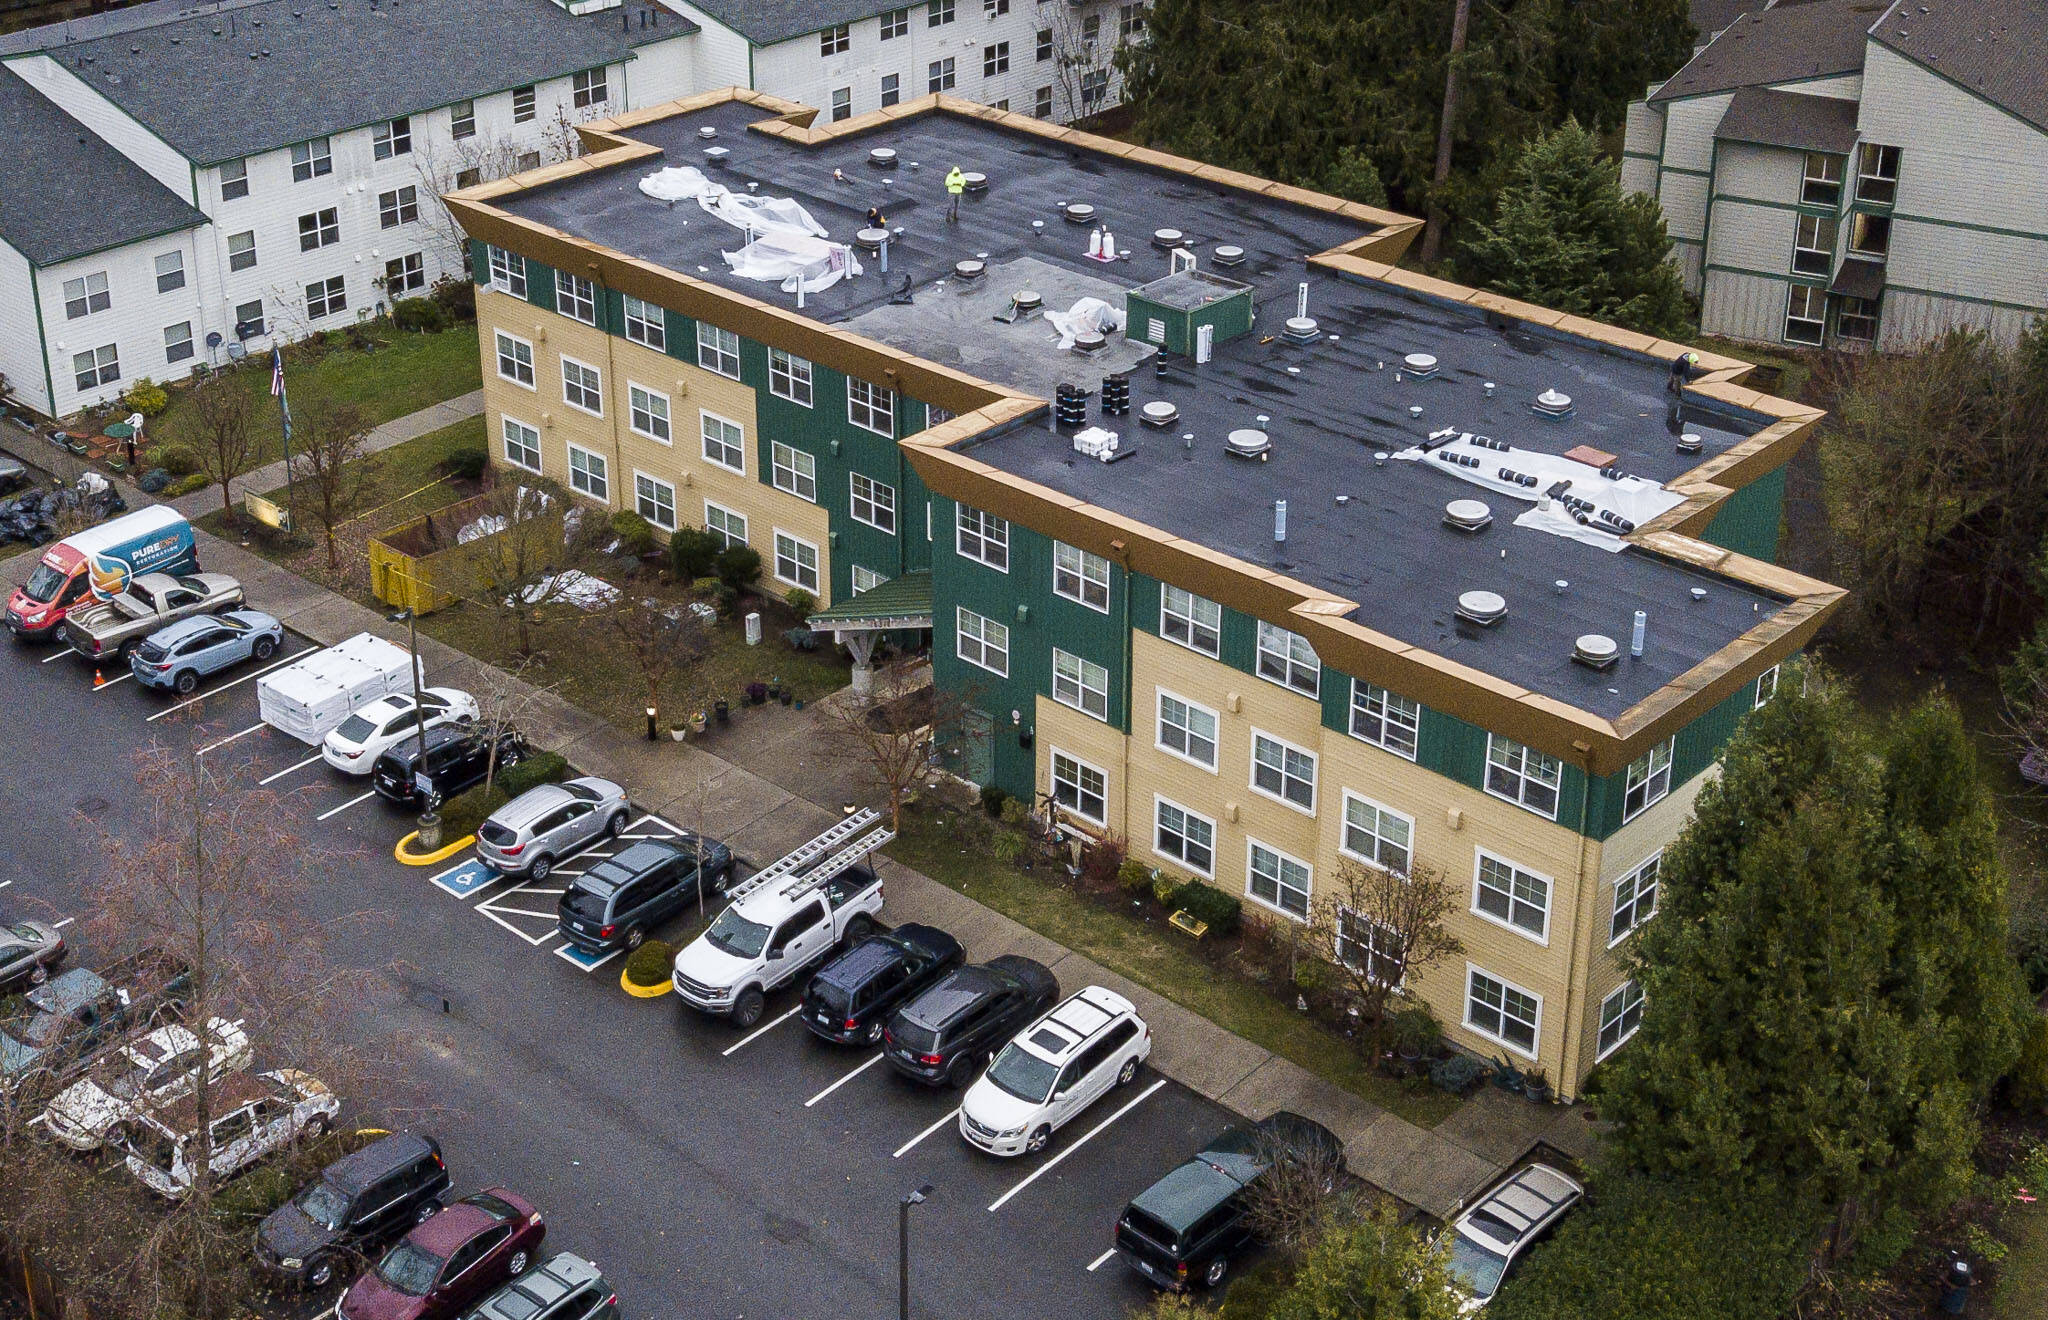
[39,1017,252,1151]
[320,688,478,774]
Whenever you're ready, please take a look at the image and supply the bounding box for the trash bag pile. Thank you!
[0,472,128,546]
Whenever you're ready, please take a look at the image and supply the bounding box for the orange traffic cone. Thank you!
[93,667,106,688]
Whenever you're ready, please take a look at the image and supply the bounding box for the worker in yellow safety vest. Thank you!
[945,166,966,222]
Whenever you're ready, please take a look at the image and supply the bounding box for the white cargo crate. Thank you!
[257,632,422,744]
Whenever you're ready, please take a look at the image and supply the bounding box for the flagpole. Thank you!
[271,347,299,536]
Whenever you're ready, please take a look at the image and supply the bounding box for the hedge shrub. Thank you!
[669,529,721,580]
[439,784,507,842]
[445,445,488,480]
[499,750,570,797]
[164,472,210,497]
[121,377,169,417]
[715,544,762,592]
[623,939,675,988]
[430,275,476,322]
[1169,880,1241,936]
[979,784,1010,817]
[609,510,657,556]
[392,297,446,333]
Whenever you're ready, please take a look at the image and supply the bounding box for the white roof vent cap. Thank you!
[1573,634,1620,669]
[1403,352,1439,377]
[1457,590,1508,626]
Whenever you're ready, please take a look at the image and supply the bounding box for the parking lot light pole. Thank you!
[386,604,437,841]
[899,1183,932,1320]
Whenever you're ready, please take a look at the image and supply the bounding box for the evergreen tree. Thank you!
[1266,1203,1466,1320]
[1455,120,1690,337]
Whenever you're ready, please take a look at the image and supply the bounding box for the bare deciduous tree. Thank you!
[291,397,371,569]
[175,372,260,526]
[457,476,601,658]
[1238,1128,1360,1258]
[409,107,589,267]
[823,660,985,831]
[1310,857,1462,1059]
[602,592,711,732]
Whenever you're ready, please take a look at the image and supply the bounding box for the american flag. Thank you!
[270,347,285,397]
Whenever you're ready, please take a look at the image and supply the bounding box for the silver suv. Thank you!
[459,1252,616,1320]
[476,778,631,879]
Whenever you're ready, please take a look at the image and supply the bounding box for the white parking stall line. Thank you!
[52,918,75,929]
[146,648,310,721]
[1086,1248,1117,1273]
[805,1052,886,1108]
[0,879,12,890]
[92,672,134,689]
[988,1079,1167,1213]
[473,903,563,947]
[503,887,564,897]
[315,790,376,821]
[260,753,324,785]
[41,648,77,664]
[479,905,559,920]
[893,1106,962,1159]
[722,1006,802,1057]
[196,722,266,756]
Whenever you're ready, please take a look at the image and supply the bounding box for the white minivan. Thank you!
[959,986,1150,1156]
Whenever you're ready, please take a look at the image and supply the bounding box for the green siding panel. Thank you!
[467,239,491,286]
[523,258,556,314]
[1584,678,1765,838]
[1702,463,1787,562]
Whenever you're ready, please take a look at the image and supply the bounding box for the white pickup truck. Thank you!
[671,809,893,1027]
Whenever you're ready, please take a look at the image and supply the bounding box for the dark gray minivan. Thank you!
[556,838,733,954]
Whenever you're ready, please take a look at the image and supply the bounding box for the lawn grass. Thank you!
[888,806,1462,1128]
[1995,1204,2048,1317]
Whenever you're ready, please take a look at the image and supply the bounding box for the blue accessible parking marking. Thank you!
[430,857,505,899]
[553,941,622,973]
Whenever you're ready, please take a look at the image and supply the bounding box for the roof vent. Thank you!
[1456,590,1508,627]
[703,146,729,165]
[1064,202,1098,224]
[1140,400,1179,428]
[1073,329,1107,354]
[1532,388,1574,418]
[1152,227,1185,249]
[1226,428,1272,461]
[698,126,718,140]
[868,147,898,168]
[1676,431,1703,454]
[854,227,889,251]
[1402,352,1440,379]
[1211,244,1246,267]
[1282,317,1319,343]
[1011,289,1042,313]
[962,171,988,193]
[954,259,986,281]
[1443,499,1493,533]
[1572,634,1620,670]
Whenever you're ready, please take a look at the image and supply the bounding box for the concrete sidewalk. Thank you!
[0,402,1598,1220]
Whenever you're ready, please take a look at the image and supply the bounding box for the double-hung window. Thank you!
[1051,751,1106,824]
[513,85,537,123]
[1349,681,1419,758]
[928,58,957,93]
[379,187,419,229]
[820,23,850,55]
[1792,214,1835,277]
[163,322,194,364]
[880,74,901,107]
[1051,650,1109,720]
[1785,285,1825,346]
[628,384,670,442]
[1849,211,1891,258]
[771,443,817,501]
[1467,968,1540,1056]
[1622,738,1674,821]
[290,137,332,181]
[956,505,1009,571]
[487,245,526,297]
[880,7,909,38]
[73,344,119,391]
[983,42,1009,77]
[1053,542,1110,611]
[385,253,425,295]
[572,68,609,109]
[847,377,893,434]
[1597,982,1645,1058]
[1800,151,1842,207]
[555,272,597,325]
[1250,732,1315,811]
[561,356,603,415]
[928,0,954,25]
[704,503,747,549]
[1475,852,1551,941]
[305,275,346,319]
[768,348,812,405]
[373,117,411,160]
[1156,692,1217,768]
[1160,585,1220,656]
[502,417,541,472]
[450,100,476,140]
[63,272,109,319]
[298,208,340,252]
[697,323,741,377]
[849,473,895,532]
[219,158,249,200]
[567,444,608,500]
[1610,853,1661,944]
[1856,143,1899,205]
[700,411,745,472]
[227,231,258,272]
[1485,735,1561,818]
[1341,794,1411,874]
[1336,911,1400,986]
[1154,798,1213,875]
[634,473,677,530]
[956,607,1008,676]
[1255,621,1319,697]
[773,532,820,591]
[1246,841,1311,920]
[495,332,535,387]
[154,251,185,294]
[622,296,665,350]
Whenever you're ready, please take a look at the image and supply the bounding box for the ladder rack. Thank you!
[724,808,889,905]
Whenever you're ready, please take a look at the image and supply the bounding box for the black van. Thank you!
[256,1131,452,1289]
[1114,1112,1344,1290]
[371,726,525,807]
[881,955,1057,1087]
[557,838,733,954]
[802,924,963,1046]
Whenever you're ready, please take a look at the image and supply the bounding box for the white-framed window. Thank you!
[1081,68,1109,107]
[487,245,526,297]
[1597,982,1645,1059]
[623,296,665,350]
[828,87,852,121]
[1246,840,1311,920]
[1034,85,1053,118]
[1155,690,1218,769]
[219,157,249,200]
[983,41,1010,77]
[1755,664,1780,708]
[634,472,677,530]
[1849,212,1891,259]
[62,272,110,319]
[1622,738,1675,821]
[1349,681,1419,759]
[227,230,258,272]
[928,0,955,25]
[697,322,741,377]
[1050,749,1107,825]
[820,22,850,55]
[154,251,185,294]
[1036,26,1053,59]
[1800,151,1842,206]
[1256,621,1319,697]
[305,275,347,319]
[881,7,908,38]
[501,416,542,472]
[956,607,1009,676]
[1340,793,1412,875]
[772,443,817,501]
[555,271,597,325]
[1474,851,1551,942]
[1485,735,1561,818]
[704,501,747,549]
[451,99,476,140]
[513,84,536,123]
[927,57,957,92]
[700,410,745,472]
[298,207,340,252]
[850,473,896,532]
[379,186,419,229]
[1609,853,1661,945]
[373,116,411,160]
[1466,966,1541,1058]
[567,444,608,500]
[1784,284,1825,346]
[1082,12,1101,40]
[163,321,194,364]
[881,72,901,106]
[1250,731,1316,812]
[1119,0,1147,38]
[1052,649,1110,720]
[1837,294,1879,342]
[495,332,535,388]
[847,376,894,434]
[1856,142,1899,205]
[385,253,425,295]
[1153,797,1214,876]
[926,404,955,426]
[572,67,609,109]
[851,565,885,595]
[628,383,670,442]
[561,355,603,416]
[1160,585,1221,656]
[985,0,1008,13]
[1336,910,1400,986]
[768,347,813,405]
[1053,542,1111,611]
[1792,213,1835,277]
[773,531,820,592]
[290,136,332,181]
[955,505,1009,571]
[72,344,119,391]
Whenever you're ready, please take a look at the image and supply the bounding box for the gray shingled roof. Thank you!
[0,67,205,266]
[10,0,694,166]
[677,0,898,45]
[1713,85,1861,152]
[1871,0,2048,134]
[1651,0,1876,102]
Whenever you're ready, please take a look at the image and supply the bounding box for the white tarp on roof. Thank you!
[1045,297,1124,350]
[725,230,862,293]
[1392,429,1686,553]
[640,164,858,292]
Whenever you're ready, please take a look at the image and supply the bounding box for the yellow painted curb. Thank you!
[620,967,673,999]
[395,832,477,866]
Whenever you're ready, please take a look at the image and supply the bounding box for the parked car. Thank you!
[476,778,631,879]
[0,457,27,495]
[339,1188,546,1320]
[1114,1111,1345,1290]
[60,571,243,663]
[323,689,479,774]
[121,1068,338,1198]
[258,1132,453,1290]
[557,838,732,955]
[882,955,1059,1088]
[129,610,284,694]
[371,726,525,809]
[6,506,196,641]
[459,1252,616,1320]
[0,920,65,992]
[39,1016,251,1151]
[1,953,192,1100]
[959,986,1149,1156]
[1443,1163,1584,1310]
[802,925,963,1046]
[670,859,883,1026]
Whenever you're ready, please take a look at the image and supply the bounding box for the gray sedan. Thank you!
[0,922,66,993]
[476,777,631,879]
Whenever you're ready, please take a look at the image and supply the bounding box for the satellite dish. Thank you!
[205,330,224,349]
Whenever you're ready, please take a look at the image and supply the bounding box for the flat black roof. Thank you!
[494,100,1788,718]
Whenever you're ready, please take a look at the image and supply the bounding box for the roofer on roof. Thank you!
[945,166,966,222]
[1668,350,1701,394]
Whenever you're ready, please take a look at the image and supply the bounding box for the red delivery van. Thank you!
[5,506,197,640]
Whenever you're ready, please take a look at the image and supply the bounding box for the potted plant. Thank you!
[779,689,794,707]
[691,710,709,734]
[746,681,768,706]
[1523,1068,1552,1104]
[669,721,687,742]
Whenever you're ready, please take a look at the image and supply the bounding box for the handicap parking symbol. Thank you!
[430,857,504,899]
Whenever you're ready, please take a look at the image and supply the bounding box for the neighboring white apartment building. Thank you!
[665,0,1146,126]
[0,0,700,419]
[1623,0,2048,351]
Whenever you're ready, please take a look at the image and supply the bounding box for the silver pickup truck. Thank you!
[62,572,244,663]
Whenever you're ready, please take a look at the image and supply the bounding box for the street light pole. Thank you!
[899,1183,932,1320]
[386,601,435,839]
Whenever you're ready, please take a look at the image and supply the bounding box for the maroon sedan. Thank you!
[338,1189,545,1320]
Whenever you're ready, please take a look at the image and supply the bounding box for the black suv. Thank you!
[802,924,964,1046]
[882,954,1057,1087]
[1114,1112,1344,1290]
[371,726,525,807]
[256,1132,452,1290]
[557,838,734,954]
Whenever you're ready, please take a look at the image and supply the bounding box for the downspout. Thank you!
[1558,745,1597,1099]
[29,268,56,417]
[1116,545,1133,846]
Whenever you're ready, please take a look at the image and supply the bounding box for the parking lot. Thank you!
[1,621,1246,1319]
